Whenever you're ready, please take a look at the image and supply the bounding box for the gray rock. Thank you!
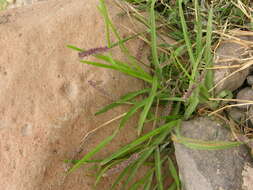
[247,75,253,86]
[227,107,246,122]
[213,37,252,93]
[236,87,253,110]
[174,117,252,190]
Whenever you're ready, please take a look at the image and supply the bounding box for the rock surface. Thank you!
[174,117,252,190]
[236,87,253,110]
[227,107,246,122]
[213,35,253,93]
[247,75,253,86]
[0,0,149,189]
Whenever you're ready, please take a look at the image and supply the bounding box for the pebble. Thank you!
[247,75,253,86]
[236,87,253,110]
[227,108,245,122]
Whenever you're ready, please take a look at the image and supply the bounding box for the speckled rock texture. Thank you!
[174,117,253,190]
[213,34,253,93]
[236,87,253,110]
[0,0,149,189]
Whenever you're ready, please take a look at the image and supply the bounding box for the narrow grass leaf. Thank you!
[194,0,203,57]
[172,135,243,150]
[95,88,150,115]
[168,158,180,190]
[97,54,152,79]
[110,163,134,190]
[99,0,146,73]
[150,0,162,78]
[204,5,214,90]
[167,182,177,190]
[160,97,185,102]
[129,168,155,190]
[184,88,200,119]
[101,120,179,165]
[67,45,84,52]
[138,76,158,135]
[119,99,148,129]
[107,55,153,83]
[155,148,163,190]
[80,60,118,70]
[81,59,152,83]
[143,171,154,190]
[95,160,120,186]
[178,0,195,66]
[174,55,193,81]
[68,130,118,173]
[122,148,155,190]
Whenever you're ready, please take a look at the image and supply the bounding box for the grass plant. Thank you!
[68,0,253,189]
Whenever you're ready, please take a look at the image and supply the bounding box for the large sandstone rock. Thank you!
[0,0,148,189]
[174,117,253,190]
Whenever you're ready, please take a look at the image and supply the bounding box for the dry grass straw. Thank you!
[208,98,253,116]
[81,112,126,144]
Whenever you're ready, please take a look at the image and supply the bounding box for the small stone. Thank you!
[236,87,253,110]
[247,75,253,86]
[174,117,252,190]
[227,108,246,122]
[213,35,253,93]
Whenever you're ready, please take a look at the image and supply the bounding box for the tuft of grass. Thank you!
[0,0,8,10]
[67,0,252,189]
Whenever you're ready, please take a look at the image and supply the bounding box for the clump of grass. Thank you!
[67,0,252,189]
[0,0,8,10]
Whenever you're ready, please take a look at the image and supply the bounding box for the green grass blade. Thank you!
[172,135,244,150]
[155,148,163,190]
[204,5,214,91]
[184,88,200,119]
[129,168,154,190]
[167,182,177,190]
[178,0,195,66]
[174,55,193,81]
[143,171,154,190]
[119,99,148,129]
[110,163,134,190]
[150,0,162,78]
[194,0,203,60]
[80,60,118,70]
[191,47,204,85]
[107,55,153,83]
[67,44,84,52]
[68,130,118,173]
[95,160,120,186]
[122,148,155,190]
[96,54,151,77]
[98,0,114,48]
[101,120,179,165]
[138,76,158,135]
[168,158,180,190]
[99,0,146,73]
[81,59,152,83]
[95,88,150,115]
